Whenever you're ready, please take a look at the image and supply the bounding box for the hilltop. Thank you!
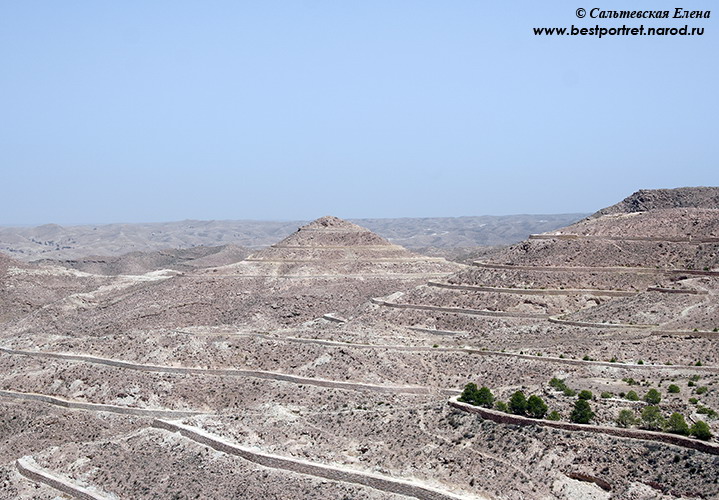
[591,186,719,218]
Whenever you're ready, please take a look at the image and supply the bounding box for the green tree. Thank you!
[570,399,594,424]
[626,390,639,401]
[578,390,593,401]
[690,420,713,440]
[666,413,689,435]
[546,411,561,421]
[495,401,509,413]
[644,389,662,404]
[616,409,638,428]
[640,406,665,431]
[458,383,479,404]
[475,386,495,408]
[526,395,548,419]
[667,384,680,394]
[508,391,528,415]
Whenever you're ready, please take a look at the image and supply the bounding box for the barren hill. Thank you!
[2,217,462,336]
[34,244,252,275]
[591,186,719,218]
[1,191,719,500]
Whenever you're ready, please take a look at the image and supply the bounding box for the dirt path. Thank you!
[153,419,485,500]
[0,346,444,395]
[0,389,202,418]
[16,456,115,500]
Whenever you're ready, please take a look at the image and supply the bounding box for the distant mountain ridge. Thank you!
[0,214,586,261]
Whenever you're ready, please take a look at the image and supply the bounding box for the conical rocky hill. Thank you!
[4,217,462,335]
[234,215,460,276]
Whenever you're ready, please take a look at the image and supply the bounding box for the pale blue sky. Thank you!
[1,1,716,224]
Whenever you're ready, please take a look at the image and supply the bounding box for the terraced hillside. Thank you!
[1,217,462,337]
[2,189,719,499]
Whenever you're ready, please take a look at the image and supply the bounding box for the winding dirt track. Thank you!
[472,262,719,276]
[0,389,200,418]
[370,298,549,319]
[153,419,482,500]
[528,234,719,244]
[546,316,657,329]
[16,457,113,500]
[177,331,719,373]
[427,281,637,297]
[0,346,441,395]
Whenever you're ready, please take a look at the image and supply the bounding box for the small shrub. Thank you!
[641,406,665,431]
[509,391,528,416]
[610,357,617,363]
[582,355,591,361]
[626,391,639,401]
[696,386,709,395]
[667,413,689,435]
[667,384,680,394]
[637,360,644,365]
[495,401,509,412]
[578,390,593,401]
[644,389,662,404]
[696,361,703,366]
[600,391,613,399]
[527,395,548,419]
[570,400,594,424]
[546,411,561,421]
[549,377,562,388]
[690,420,713,440]
[615,409,638,428]
[459,383,495,408]
[458,383,480,404]
[475,386,495,408]
[550,377,576,397]
[696,406,717,418]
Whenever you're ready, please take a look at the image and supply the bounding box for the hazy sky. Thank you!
[1,1,716,224]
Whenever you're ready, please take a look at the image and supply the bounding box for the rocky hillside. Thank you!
[591,186,719,218]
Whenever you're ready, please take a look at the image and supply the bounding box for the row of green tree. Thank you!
[460,382,714,440]
[616,407,712,440]
[458,383,594,424]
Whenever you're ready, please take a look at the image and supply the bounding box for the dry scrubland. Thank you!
[2,188,719,499]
